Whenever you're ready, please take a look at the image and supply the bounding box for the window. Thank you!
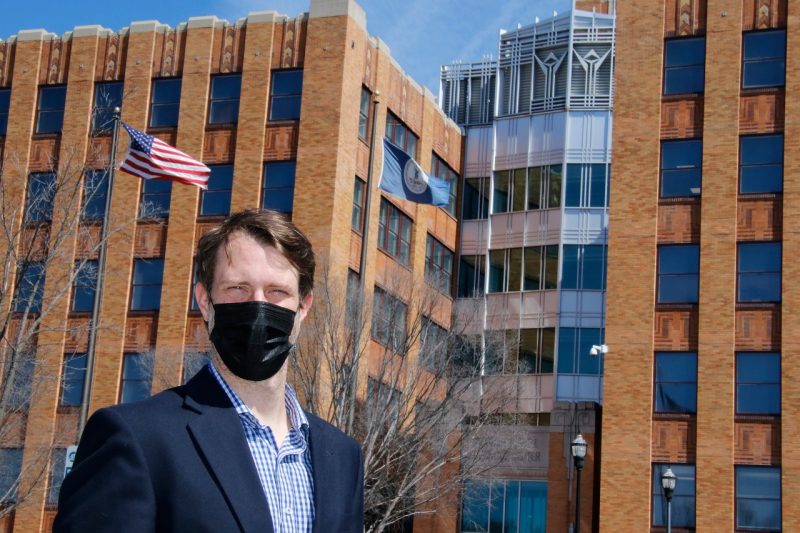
[385,112,417,156]
[92,81,123,133]
[262,161,295,215]
[489,246,558,293]
[420,317,447,370]
[377,199,412,266]
[564,164,607,208]
[60,353,86,407]
[48,447,67,505]
[358,87,371,141]
[372,287,407,352]
[0,88,10,136]
[82,169,110,221]
[738,242,781,302]
[15,262,45,313]
[737,352,780,415]
[664,37,706,94]
[661,139,702,198]
[72,260,98,313]
[486,328,555,375]
[131,258,164,311]
[120,353,152,403]
[654,352,697,413]
[462,177,490,220]
[460,479,547,533]
[652,464,695,528]
[6,352,35,409]
[149,78,181,128]
[345,269,362,330]
[425,235,453,293]
[458,255,485,298]
[736,466,781,531]
[200,165,233,216]
[0,448,23,503]
[269,70,303,121]
[25,172,56,223]
[208,74,241,125]
[139,179,172,219]
[557,327,604,375]
[431,153,458,215]
[351,177,366,233]
[657,245,699,304]
[740,134,783,194]
[743,30,786,89]
[561,245,606,290]
[36,86,66,134]
[528,164,562,210]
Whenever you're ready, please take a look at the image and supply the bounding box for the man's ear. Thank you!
[295,291,313,323]
[195,282,212,321]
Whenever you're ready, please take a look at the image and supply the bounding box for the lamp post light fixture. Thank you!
[571,433,588,532]
[661,466,677,533]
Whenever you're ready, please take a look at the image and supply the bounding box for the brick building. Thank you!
[602,0,793,531]
[0,0,464,530]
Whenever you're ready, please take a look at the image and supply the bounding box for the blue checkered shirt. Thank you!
[209,363,315,533]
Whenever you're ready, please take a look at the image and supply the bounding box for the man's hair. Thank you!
[195,209,315,299]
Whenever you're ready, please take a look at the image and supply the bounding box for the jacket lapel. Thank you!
[309,417,337,533]
[184,368,274,533]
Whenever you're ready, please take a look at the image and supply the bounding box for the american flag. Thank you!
[120,123,210,189]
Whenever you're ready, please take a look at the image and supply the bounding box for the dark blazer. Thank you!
[54,366,364,532]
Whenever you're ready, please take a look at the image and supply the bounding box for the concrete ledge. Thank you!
[17,29,56,42]
[247,11,280,24]
[72,25,110,38]
[187,16,218,29]
[374,36,390,56]
[129,21,162,33]
[309,0,366,30]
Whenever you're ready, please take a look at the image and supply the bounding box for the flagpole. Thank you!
[78,107,121,434]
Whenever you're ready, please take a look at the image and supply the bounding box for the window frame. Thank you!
[377,198,412,267]
[385,112,418,157]
[735,465,781,531]
[371,286,408,353]
[424,234,454,294]
[71,260,98,313]
[208,74,242,125]
[660,139,702,198]
[652,463,696,528]
[130,258,165,312]
[663,36,706,95]
[0,88,11,136]
[60,353,87,407]
[737,241,781,303]
[91,81,123,133]
[269,69,303,121]
[742,29,787,90]
[25,172,56,223]
[457,254,486,298]
[138,178,172,219]
[81,169,110,221]
[199,164,233,217]
[462,176,490,220]
[358,87,371,141]
[736,352,780,415]
[35,85,67,135]
[149,78,182,129]
[352,177,366,234]
[657,244,700,304]
[653,351,698,414]
[262,160,296,215]
[120,352,152,404]
[14,261,45,314]
[739,134,783,194]
[431,153,459,216]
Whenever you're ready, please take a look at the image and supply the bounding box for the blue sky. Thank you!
[1,0,573,94]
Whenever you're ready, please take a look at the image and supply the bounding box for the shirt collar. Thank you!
[208,362,309,436]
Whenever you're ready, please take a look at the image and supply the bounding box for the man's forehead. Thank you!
[214,232,297,277]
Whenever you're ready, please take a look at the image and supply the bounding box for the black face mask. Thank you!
[209,301,297,381]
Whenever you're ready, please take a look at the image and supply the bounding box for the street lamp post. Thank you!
[661,466,677,533]
[571,433,588,533]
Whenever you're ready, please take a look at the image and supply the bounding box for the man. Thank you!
[55,209,364,532]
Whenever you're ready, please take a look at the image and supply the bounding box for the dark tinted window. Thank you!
[736,352,780,415]
[661,139,702,197]
[149,79,181,128]
[139,179,172,218]
[131,258,164,311]
[351,178,365,233]
[200,165,233,216]
[262,161,295,214]
[377,199,412,266]
[657,245,699,303]
[738,242,781,302]
[385,113,417,156]
[740,134,783,194]
[269,70,303,121]
[557,327,604,375]
[561,245,606,291]
[664,37,705,94]
[92,82,123,132]
[60,353,86,406]
[743,30,786,89]
[36,86,66,134]
[654,352,697,413]
[82,169,109,220]
[652,464,695,528]
[120,353,152,403]
[458,255,485,298]
[425,235,453,293]
[463,177,489,220]
[25,172,56,222]
[14,262,44,313]
[72,260,98,313]
[0,449,23,503]
[209,75,241,125]
[736,466,781,530]
[0,89,10,136]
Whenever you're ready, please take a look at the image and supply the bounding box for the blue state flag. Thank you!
[379,139,450,207]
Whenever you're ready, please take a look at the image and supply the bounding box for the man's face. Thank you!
[195,231,312,338]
